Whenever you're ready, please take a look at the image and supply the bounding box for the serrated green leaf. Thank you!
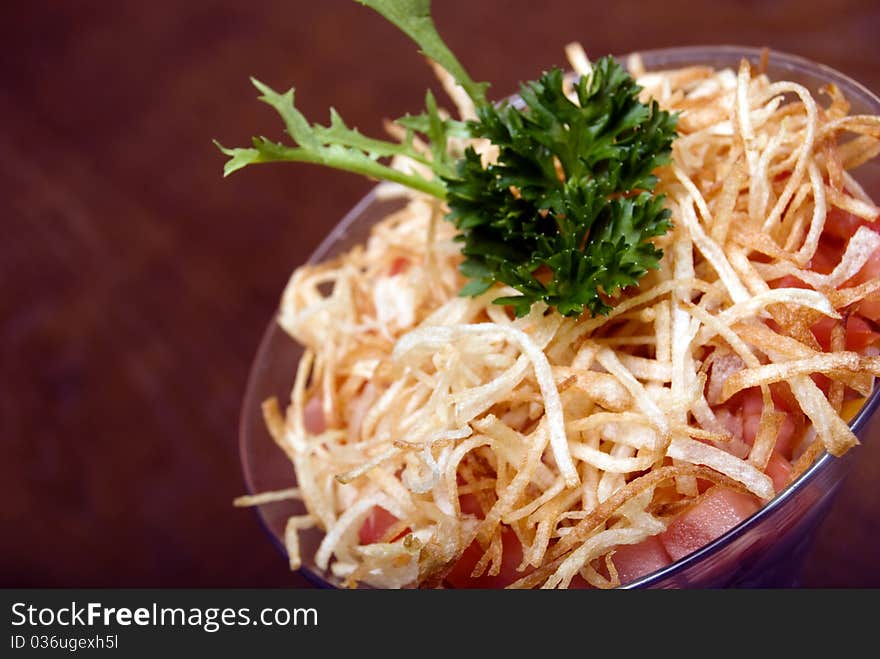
[314,108,413,161]
[355,0,489,106]
[215,76,449,198]
[396,113,470,139]
[250,78,320,150]
[213,141,263,177]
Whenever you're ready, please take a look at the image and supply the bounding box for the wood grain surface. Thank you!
[2,0,879,587]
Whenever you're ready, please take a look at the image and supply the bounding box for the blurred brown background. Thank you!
[3,0,879,587]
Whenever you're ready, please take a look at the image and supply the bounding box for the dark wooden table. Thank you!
[3,0,879,587]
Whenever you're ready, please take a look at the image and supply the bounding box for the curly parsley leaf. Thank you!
[444,60,677,317]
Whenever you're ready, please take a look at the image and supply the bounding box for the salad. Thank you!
[223,0,880,588]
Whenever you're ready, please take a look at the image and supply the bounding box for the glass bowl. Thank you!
[239,46,880,588]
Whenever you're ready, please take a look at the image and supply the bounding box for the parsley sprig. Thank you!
[217,0,678,317]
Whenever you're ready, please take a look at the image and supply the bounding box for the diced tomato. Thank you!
[764,451,792,493]
[808,213,880,285]
[811,372,832,398]
[303,395,326,434]
[610,536,672,585]
[740,389,762,444]
[810,316,835,351]
[812,314,880,353]
[848,249,880,288]
[806,212,880,289]
[458,493,484,518]
[445,529,526,588]
[714,407,743,443]
[823,207,879,242]
[358,506,402,545]
[810,237,844,275]
[389,257,410,276]
[658,487,761,562]
[769,274,810,290]
[738,389,798,458]
[357,495,496,585]
[843,315,880,351]
[567,574,592,589]
[776,414,798,459]
[814,316,841,351]
[579,535,673,588]
[858,296,880,324]
[443,495,527,587]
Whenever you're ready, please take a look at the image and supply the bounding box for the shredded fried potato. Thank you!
[252,48,880,588]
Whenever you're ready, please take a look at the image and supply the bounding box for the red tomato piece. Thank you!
[358,506,402,545]
[458,493,484,518]
[844,314,880,351]
[858,296,880,324]
[389,257,410,276]
[823,207,879,242]
[738,389,798,458]
[810,316,835,351]
[811,316,835,351]
[740,389,763,444]
[812,315,880,353]
[764,451,793,494]
[659,487,761,562]
[768,274,810,290]
[810,238,844,275]
[445,529,526,588]
[611,535,672,586]
[303,395,326,434]
[847,249,880,288]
